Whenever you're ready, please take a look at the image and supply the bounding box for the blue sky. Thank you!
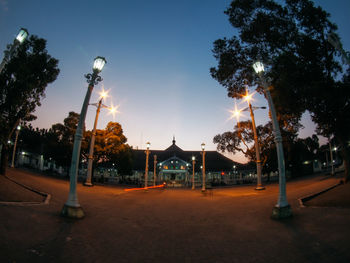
[1,0,349,163]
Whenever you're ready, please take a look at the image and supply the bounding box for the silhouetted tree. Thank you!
[210,0,350,181]
[0,35,59,174]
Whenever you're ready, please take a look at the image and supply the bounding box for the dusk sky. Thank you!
[1,0,349,163]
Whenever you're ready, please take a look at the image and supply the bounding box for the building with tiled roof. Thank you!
[132,137,242,186]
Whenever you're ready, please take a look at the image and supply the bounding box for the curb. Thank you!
[0,175,51,206]
[298,181,343,208]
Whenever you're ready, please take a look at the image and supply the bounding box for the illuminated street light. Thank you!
[11,125,21,168]
[84,89,113,186]
[0,28,29,73]
[144,142,151,188]
[253,61,292,219]
[242,89,265,190]
[201,143,206,192]
[192,156,196,190]
[61,56,106,219]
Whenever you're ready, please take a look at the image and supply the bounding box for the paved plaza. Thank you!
[1,169,350,262]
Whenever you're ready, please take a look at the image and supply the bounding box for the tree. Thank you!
[82,122,133,179]
[210,0,350,181]
[0,35,60,174]
[48,112,80,174]
[214,121,275,171]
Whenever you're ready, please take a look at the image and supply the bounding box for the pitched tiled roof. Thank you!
[132,139,242,172]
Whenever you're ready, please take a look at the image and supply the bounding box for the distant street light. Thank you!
[253,61,292,219]
[84,89,113,186]
[11,125,21,168]
[153,155,157,186]
[192,156,196,190]
[144,142,150,188]
[201,143,206,192]
[0,28,29,73]
[61,56,106,219]
[242,90,266,190]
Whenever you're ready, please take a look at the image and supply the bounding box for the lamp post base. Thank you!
[255,186,265,190]
[83,182,94,187]
[61,204,85,219]
[271,205,292,220]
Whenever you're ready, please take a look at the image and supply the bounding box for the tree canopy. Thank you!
[211,0,350,181]
[0,35,60,174]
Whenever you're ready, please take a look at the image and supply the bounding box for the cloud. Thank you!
[0,0,8,12]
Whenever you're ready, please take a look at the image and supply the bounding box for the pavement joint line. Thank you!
[0,174,51,206]
[298,181,343,208]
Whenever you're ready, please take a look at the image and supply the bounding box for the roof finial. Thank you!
[172,135,176,145]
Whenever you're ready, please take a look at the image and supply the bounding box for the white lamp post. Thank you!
[201,143,206,192]
[253,61,292,219]
[84,90,114,186]
[242,90,265,190]
[10,125,21,168]
[153,155,157,186]
[192,156,196,190]
[61,56,106,219]
[144,142,150,188]
[0,28,29,73]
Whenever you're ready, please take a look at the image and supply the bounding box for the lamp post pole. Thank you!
[84,98,103,186]
[61,57,106,219]
[201,143,206,192]
[0,28,28,73]
[192,156,196,190]
[329,141,335,176]
[144,142,150,189]
[253,61,292,219]
[153,154,157,186]
[247,102,265,190]
[11,125,21,168]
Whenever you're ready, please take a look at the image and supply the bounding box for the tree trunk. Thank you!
[0,144,9,175]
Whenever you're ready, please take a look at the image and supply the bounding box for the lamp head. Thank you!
[16,28,28,43]
[201,143,205,151]
[17,125,21,130]
[253,61,264,74]
[192,156,195,161]
[93,56,106,72]
[146,142,150,150]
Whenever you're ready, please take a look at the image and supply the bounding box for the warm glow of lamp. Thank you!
[99,87,109,99]
[201,143,205,151]
[192,156,195,161]
[253,61,264,74]
[93,56,106,72]
[146,142,150,150]
[16,28,28,43]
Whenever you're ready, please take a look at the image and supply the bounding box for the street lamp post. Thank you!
[253,61,292,219]
[242,91,266,190]
[201,143,206,192]
[192,156,196,190]
[329,141,335,176]
[84,90,114,186]
[11,125,21,168]
[0,28,28,73]
[144,142,150,188]
[61,56,106,219]
[153,154,157,186]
